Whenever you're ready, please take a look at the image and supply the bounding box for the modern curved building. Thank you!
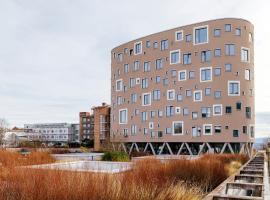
[111,18,254,156]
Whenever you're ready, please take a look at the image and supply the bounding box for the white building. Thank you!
[24,123,79,144]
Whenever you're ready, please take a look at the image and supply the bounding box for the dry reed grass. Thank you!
[0,150,248,200]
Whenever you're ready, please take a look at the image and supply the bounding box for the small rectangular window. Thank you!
[225,106,232,114]
[228,81,240,96]
[186,89,192,97]
[172,121,184,135]
[186,34,192,42]
[233,130,239,137]
[189,71,195,79]
[160,40,169,51]
[214,29,221,37]
[175,30,183,41]
[215,91,221,99]
[178,70,187,81]
[153,42,158,49]
[214,125,221,133]
[236,102,242,110]
[225,63,232,72]
[214,67,221,76]
[225,44,235,56]
[205,87,211,96]
[246,107,251,119]
[146,40,151,48]
[156,59,163,70]
[170,50,180,64]
[183,53,192,64]
[225,24,231,32]
[245,69,251,80]
[201,50,211,62]
[200,67,212,82]
[194,26,208,44]
[134,41,142,55]
[214,48,221,57]
[241,47,249,62]
[235,28,241,36]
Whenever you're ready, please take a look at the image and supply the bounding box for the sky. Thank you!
[0,0,270,137]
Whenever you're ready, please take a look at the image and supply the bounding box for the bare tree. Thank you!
[0,118,9,146]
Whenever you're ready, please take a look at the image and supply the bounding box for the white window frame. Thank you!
[228,80,240,96]
[241,47,250,63]
[172,121,184,135]
[167,89,175,101]
[213,104,223,116]
[249,124,255,138]
[178,70,187,81]
[170,49,181,65]
[193,25,209,45]
[193,90,202,102]
[149,122,154,129]
[119,108,128,124]
[175,107,181,115]
[245,69,251,81]
[142,92,151,106]
[203,124,212,135]
[115,79,123,91]
[175,30,183,41]
[134,41,142,55]
[200,67,212,82]
[136,78,141,84]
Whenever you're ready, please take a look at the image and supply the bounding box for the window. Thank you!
[142,111,148,122]
[194,90,202,102]
[177,94,183,101]
[214,48,221,57]
[134,41,142,55]
[214,29,221,37]
[149,122,154,129]
[166,106,174,117]
[175,107,181,114]
[228,81,240,96]
[192,126,201,137]
[214,91,221,99]
[171,70,177,77]
[124,64,129,74]
[131,125,137,135]
[200,67,212,82]
[158,110,163,117]
[189,71,195,79]
[214,126,221,133]
[183,108,189,116]
[156,59,163,70]
[186,89,192,97]
[116,79,123,91]
[201,50,211,62]
[167,89,175,100]
[213,104,222,116]
[175,30,183,41]
[249,33,253,43]
[201,107,211,118]
[144,62,151,72]
[245,69,251,80]
[161,40,169,51]
[214,67,221,76]
[250,125,254,138]
[150,131,155,138]
[117,96,122,105]
[153,90,161,101]
[225,106,232,114]
[236,102,242,110]
[133,61,140,71]
[241,47,249,62]
[178,70,187,81]
[235,28,241,36]
[205,87,211,96]
[186,34,192,42]
[165,127,172,134]
[156,76,161,83]
[129,78,135,88]
[158,131,163,138]
[142,93,151,106]
[225,24,231,32]
[192,112,198,119]
[246,107,251,119]
[194,26,208,44]
[131,93,137,103]
[225,44,235,56]
[150,111,156,118]
[243,126,247,134]
[163,78,168,86]
[233,130,239,137]
[170,50,180,64]
[172,121,184,135]
[203,124,212,135]
[225,63,232,72]
[183,53,191,64]
[119,109,128,124]
[141,78,148,89]
[146,40,150,48]
[117,53,123,62]
[153,42,158,49]
[143,128,148,135]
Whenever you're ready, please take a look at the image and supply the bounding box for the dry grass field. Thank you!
[0,150,248,200]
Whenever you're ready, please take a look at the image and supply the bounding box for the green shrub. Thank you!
[102,151,130,162]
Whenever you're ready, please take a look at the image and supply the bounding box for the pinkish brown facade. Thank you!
[111,18,255,156]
